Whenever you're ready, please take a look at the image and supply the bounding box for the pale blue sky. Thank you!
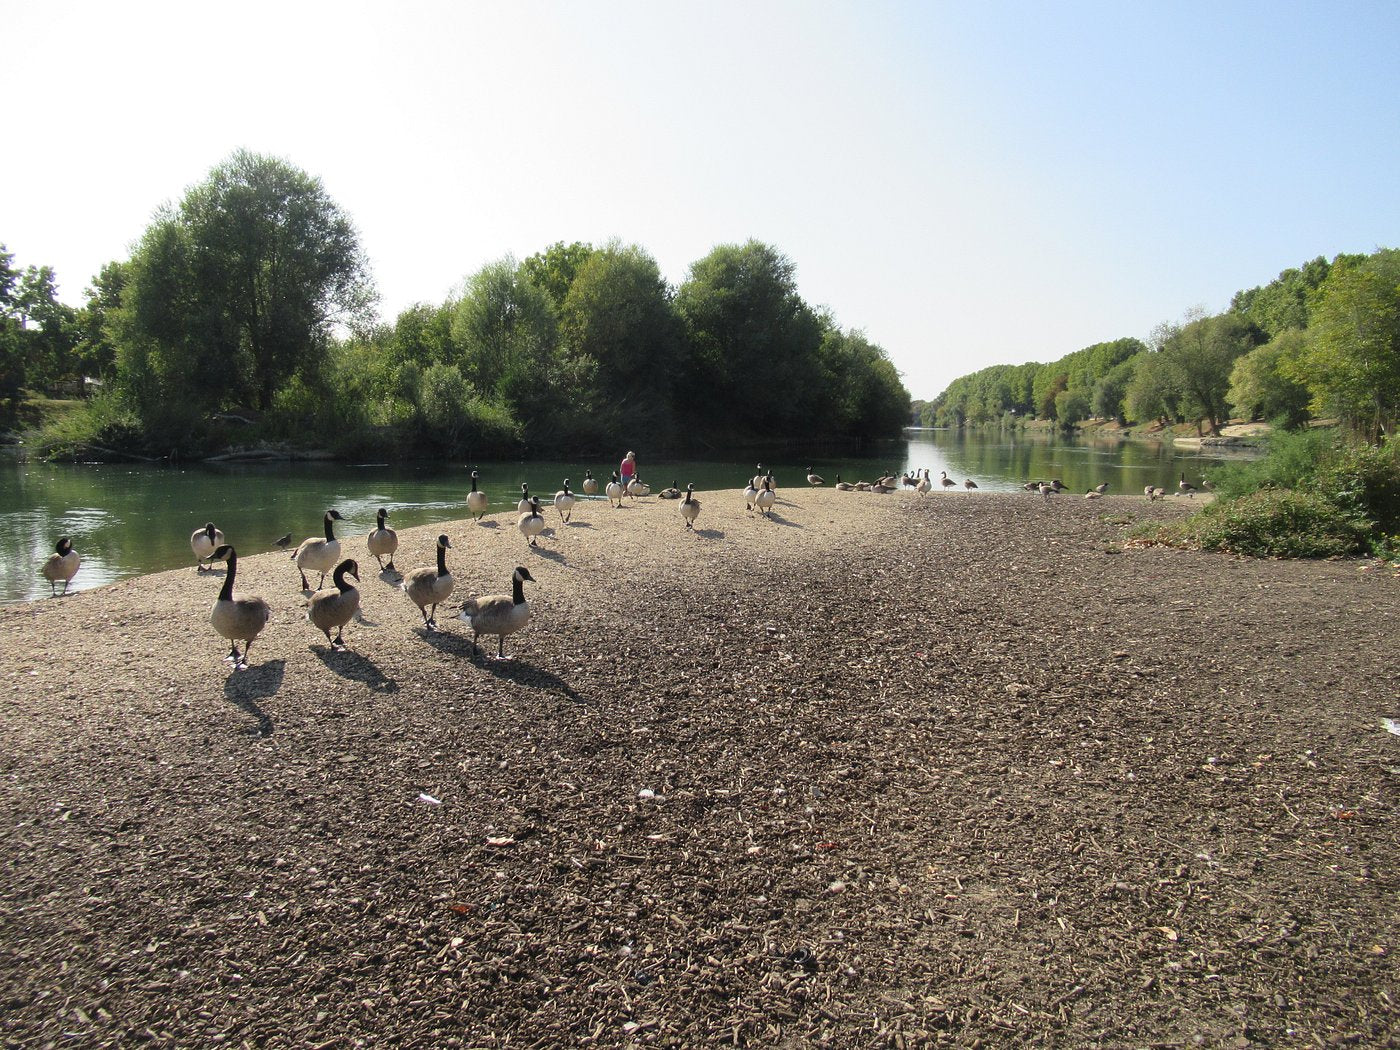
[3,1,1396,399]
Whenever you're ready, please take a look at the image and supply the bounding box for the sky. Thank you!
[3,0,1397,400]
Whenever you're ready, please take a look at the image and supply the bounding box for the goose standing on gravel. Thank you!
[292,510,344,591]
[402,534,454,631]
[1092,481,1109,495]
[1038,481,1056,502]
[209,544,269,670]
[743,476,760,512]
[308,558,361,651]
[41,537,80,597]
[626,475,650,499]
[467,469,489,520]
[806,467,825,486]
[605,472,625,508]
[940,470,956,491]
[1178,473,1197,498]
[367,508,398,573]
[518,497,547,546]
[755,477,777,517]
[680,484,701,529]
[964,477,978,490]
[582,470,598,496]
[915,471,932,496]
[459,566,535,660]
[190,522,227,571]
[516,483,533,514]
[273,532,292,551]
[555,480,578,523]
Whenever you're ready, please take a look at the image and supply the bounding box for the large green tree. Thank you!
[117,150,376,419]
[1227,329,1311,426]
[1158,313,1261,434]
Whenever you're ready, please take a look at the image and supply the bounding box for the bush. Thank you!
[1181,488,1372,557]
[33,393,148,460]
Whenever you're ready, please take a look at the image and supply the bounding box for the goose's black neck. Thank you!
[471,474,479,492]
[376,510,387,529]
[333,561,356,591]
[324,514,337,542]
[218,551,238,602]
[512,573,526,605]
[436,543,449,577]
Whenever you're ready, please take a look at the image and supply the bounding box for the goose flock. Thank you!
[35,461,1214,666]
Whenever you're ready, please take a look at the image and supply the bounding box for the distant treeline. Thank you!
[918,249,1400,441]
[2,150,910,460]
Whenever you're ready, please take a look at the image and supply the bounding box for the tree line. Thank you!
[2,150,910,459]
[923,249,1400,441]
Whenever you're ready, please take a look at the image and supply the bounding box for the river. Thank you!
[2,430,1253,603]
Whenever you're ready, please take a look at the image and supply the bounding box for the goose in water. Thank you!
[518,497,547,546]
[308,558,361,650]
[459,566,535,660]
[605,472,625,508]
[755,477,777,516]
[555,479,578,522]
[806,467,825,486]
[680,483,701,529]
[516,483,533,514]
[41,537,80,597]
[367,508,398,573]
[190,522,227,571]
[402,534,454,631]
[292,509,343,590]
[582,470,598,496]
[466,469,489,520]
[209,544,270,670]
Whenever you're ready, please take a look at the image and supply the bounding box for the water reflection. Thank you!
[0,433,1249,603]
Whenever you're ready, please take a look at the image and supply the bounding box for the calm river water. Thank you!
[2,430,1252,603]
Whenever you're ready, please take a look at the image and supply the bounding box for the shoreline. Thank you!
[3,490,1396,1045]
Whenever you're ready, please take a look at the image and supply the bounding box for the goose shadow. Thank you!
[565,521,595,529]
[695,528,726,540]
[311,647,399,693]
[474,656,583,703]
[223,659,284,737]
[762,512,803,528]
[376,568,403,587]
[472,519,500,529]
[529,545,567,564]
[416,628,476,657]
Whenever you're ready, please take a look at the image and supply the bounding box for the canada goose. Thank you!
[1178,473,1197,498]
[755,478,776,516]
[516,483,533,514]
[854,481,872,492]
[402,534,454,631]
[582,470,598,496]
[308,558,361,650]
[680,484,701,529]
[1051,479,1067,492]
[518,497,547,546]
[872,483,896,494]
[1038,482,1055,501]
[367,508,398,573]
[605,472,625,508]
[806,467,825,486]
[1148,486,1167,501]
[1093,481,1109,495]
[190,522,227,571]
[901,472,918,488]
[1143,484,1157,500]
[915,471,932,496]
[555,479,578,522]
[273,533,292,551]
[1201,476,1216,493]
[659,480,682,500]
[209,544,270,669]
[1084,490,1104,500]
[292,510,343,590]
[940,470,956,490]
[751,464,767,489]
[459,566,534,660]
[626,475,649,499]
[467,469,489,520]
[834,475,853,492]
[41,537,80,597]
[743,477,760,512]
[964,478,978,490]
[1024,481,1044,492]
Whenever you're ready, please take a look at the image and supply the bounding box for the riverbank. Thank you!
[2,489,1397,1046]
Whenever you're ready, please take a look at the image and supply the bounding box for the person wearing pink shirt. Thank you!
[620,450,637,486]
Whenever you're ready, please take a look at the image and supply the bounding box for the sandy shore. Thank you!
[2,487,1397,1047]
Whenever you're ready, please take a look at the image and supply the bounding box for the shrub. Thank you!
[1183,488,1372,558]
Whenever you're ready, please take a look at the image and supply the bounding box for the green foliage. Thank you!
[32,392,147,459]
[1155,488,1372,558]
[1229,256,1340,338]
[1227,329,1311,425]
[1158,313,1261,434]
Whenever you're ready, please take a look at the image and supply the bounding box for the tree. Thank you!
[1290,248,1400,439]
[1158,313,1260,434]
[1123,351,1181,426]
[451,257,557,423]
[1227,329,1311,426]
[118,150,376,417]
[521,241,595,309]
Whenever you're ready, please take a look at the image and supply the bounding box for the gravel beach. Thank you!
[2,486,1398,1048]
